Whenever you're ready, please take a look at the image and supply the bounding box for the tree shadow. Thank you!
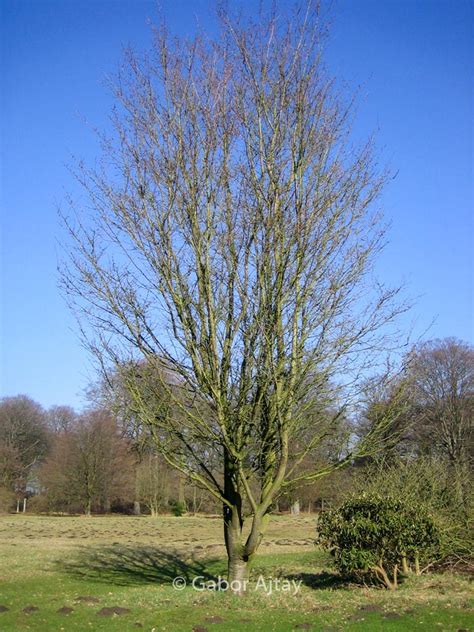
[59,544,222,586]
[284,571,350,590]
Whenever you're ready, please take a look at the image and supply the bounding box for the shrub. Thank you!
[171,500,187,517]
[352,458,473,569]
[0,486,15,513]
[317,493,440,589]
[26,493,50,514]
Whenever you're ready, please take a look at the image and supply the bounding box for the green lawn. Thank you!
[0,514,472,631]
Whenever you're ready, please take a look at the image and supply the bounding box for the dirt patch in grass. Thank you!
[75,595,100,603]
[383,611,402,619]
[358,604,383,613]
[22,605,39,614]
[204,615,225,623]
[57,606,74,614]
[97,606,131,616]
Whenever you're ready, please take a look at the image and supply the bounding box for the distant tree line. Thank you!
[0,338,472,531]
[0,397,214,516]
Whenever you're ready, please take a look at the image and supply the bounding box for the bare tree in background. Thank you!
[61,4,409,586]
[0,396,49,502]
[136,451,170,516]
[408,338,473,508]
[40,409,134,515]
[46,405,77,434]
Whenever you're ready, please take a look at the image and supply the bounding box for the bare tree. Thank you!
[354,374,414,466]
[0,395,49,500]
[46,405,78,434]
[407,338,473,506]
[40,408,134,515]
[39,431,78,512]
[61,4,408,586]
[136,451,170,516]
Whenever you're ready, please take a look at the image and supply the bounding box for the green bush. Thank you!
[317,493,440,589]
[171,500,187,517]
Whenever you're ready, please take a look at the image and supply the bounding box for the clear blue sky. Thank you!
[1,0,473,411]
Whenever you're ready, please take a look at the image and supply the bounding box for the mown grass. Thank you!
[0,514,472,631]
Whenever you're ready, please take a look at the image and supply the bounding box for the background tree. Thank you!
[92,361,199,515]
[344,337,473,571]
[351,457,473,569]
[406,338,473,506]
[354,374,414,466]
[0,396,49,504]
[46,405,77,434]
[357,338,473,506]
[61,4,409,585]
[38,430,78,512]
[280,396,351,513]
[136,451,171,516]
[40,408,134,514]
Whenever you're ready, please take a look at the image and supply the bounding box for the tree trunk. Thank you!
[373,562,398,590]
[402,555,410,574]
[85,499,92,516]
[228,555,249,585]
[223,450,248,593]
[414,554,420,576]
[224,516,250,592]
[178,473,186,507]
[192,484,197,515]
[222,450,271,593]
[290,500,300,515]
[133,467,141,516]
[223,499,246,583]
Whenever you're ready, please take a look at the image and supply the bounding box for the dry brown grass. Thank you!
[0,513,317,557]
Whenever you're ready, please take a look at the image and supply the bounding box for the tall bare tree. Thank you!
[61,4,408,585]
[407,338,473,507]
[0,395,49,497]
[40,408,134,515]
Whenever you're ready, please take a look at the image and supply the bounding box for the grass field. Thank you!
[0,514,472,631]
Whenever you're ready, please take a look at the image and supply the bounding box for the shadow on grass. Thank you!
[284,571,349,590]
[60,544,222,586]
[60,544,349,591]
